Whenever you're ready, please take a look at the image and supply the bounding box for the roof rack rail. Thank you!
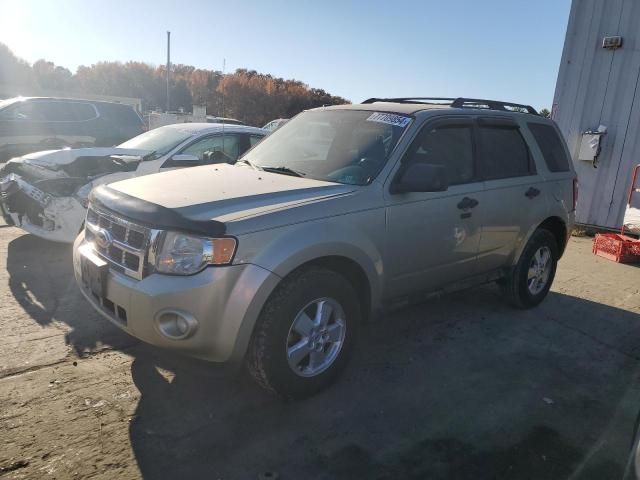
[361,97,539,115]
[361,97,456,105]
[451,98,539,115]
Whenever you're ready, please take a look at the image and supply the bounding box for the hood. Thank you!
[106,164,359,230]
[8,147,152,169]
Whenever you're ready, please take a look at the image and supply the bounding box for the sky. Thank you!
[0,0,571,109]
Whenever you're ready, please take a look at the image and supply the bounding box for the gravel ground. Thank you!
[2,226,640,479]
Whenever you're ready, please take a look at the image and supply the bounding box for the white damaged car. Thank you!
[0,123,267,242]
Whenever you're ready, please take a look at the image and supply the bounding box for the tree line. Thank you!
[0,43,349,126]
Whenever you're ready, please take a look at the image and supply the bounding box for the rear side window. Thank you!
[404,125,475,185]
[70,102,99,121]
[528,123,570,172]
[0,101,45,121]
[98,103,143,127]
[37,101,98,121]
[479,126,532,180]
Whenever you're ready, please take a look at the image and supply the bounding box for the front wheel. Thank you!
[502,229,559,308]
[246,267,360,399]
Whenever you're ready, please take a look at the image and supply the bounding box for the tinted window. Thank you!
[528,123,570,172]
[98,103,143,126]
[0,100,97,122]
[70,103,98,121]
[38,102,75,121]
[404,125,475,185]
[0,101,46,121]
[34,101,97,121]
[480,126,531,179]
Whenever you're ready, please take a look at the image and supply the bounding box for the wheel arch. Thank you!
[287,255,373,323]
[512,215,568,267]
[538,216,568,257]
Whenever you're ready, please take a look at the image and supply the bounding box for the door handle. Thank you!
[525,187,541,199]
[457,197,479,210]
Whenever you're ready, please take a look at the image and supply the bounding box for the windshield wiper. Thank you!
[236,158,262,171]
[260,166,306,177]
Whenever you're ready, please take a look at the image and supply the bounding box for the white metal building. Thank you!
[553,0,640,229]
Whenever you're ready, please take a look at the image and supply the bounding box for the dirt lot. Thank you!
[2,226,640,480]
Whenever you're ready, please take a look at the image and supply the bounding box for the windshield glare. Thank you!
[243,110,411,185]
[0,97,21,110]
[118,126,194,159]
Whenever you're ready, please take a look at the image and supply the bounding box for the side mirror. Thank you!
[391,163,448,194]
[169,154,200,163]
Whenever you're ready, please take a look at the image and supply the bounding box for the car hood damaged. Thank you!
[2,147,152,182]
[0,147,151,243]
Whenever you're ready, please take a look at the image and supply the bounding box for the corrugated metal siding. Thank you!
[553,0,640,229]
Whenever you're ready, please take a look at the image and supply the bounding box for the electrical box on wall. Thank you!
[602,35,623,49]
[578,125,607,163]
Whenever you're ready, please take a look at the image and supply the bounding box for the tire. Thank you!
[502,228,559,309]
[246,267,360,399]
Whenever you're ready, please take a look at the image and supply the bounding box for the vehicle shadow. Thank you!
[6,233,136,354]
[126,288,640,480]
[6,233,640,478]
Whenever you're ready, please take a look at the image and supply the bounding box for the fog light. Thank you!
[154,310,198,340]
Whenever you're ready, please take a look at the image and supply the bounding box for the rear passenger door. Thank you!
[41,101,98,148]
[385,118,484,298]
[475,117,549,273]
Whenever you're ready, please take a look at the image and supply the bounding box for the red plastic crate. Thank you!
[592,233,640,263]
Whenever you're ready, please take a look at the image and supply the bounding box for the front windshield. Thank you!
[118,126,194,159]
[244,110,411,185]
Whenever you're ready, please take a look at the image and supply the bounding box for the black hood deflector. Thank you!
[89,185,227,237]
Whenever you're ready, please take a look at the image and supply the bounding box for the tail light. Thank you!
[572,178,578,211]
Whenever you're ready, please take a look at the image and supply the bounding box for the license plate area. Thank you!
[79,245,108,298]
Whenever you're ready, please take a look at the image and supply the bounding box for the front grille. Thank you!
[84,207,149,280]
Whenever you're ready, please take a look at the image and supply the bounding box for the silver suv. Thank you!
[73,97,577,398]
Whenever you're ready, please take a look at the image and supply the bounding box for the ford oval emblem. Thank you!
[95,228,113,249]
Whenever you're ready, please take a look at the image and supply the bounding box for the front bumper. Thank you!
[0,174,86,243]
[73,233,281,363]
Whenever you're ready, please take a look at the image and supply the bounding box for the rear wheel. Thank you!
[502,228,558,308]
[246,267,359,399]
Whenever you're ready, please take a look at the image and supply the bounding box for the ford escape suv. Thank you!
[73,97,577,398]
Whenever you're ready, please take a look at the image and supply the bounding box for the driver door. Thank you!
[384,118,484,299]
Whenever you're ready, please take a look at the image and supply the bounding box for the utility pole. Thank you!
[221,58,225,119]
[166,31,171,112]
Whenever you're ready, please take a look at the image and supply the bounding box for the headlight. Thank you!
[155,231,237,275]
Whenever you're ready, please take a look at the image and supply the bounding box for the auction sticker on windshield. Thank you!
[366,112,411,128]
